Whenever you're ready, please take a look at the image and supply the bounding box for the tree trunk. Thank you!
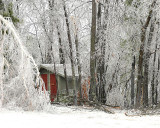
[154,22,160,106]
[96,2,101,102]
[143,19,155,107]
[56,24,69,96]
[0,29,5,107]
[136,0,156,108]
[89,0,97,101]
[45,0,55,64]
[155,56,160,105]
[131,56,135,108]
[53,56,59,102]
[96,2,106,104]
[73,20,82,101]
[98,1,110,103]
[63,1,77,105]
[151,43,157,106]
[75,34,82,100]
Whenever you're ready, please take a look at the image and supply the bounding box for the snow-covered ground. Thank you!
[0,106,160,128]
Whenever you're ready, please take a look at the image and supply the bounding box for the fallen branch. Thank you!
[125,110,160,117]
[78,99,115,114]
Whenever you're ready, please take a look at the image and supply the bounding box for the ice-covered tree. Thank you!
[0,15,50,110]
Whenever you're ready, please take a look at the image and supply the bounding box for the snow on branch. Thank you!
[0,15,50,111]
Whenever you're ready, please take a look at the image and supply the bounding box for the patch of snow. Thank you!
[0,106,160,128]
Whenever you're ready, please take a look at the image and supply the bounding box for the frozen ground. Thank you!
[0,106,160,128]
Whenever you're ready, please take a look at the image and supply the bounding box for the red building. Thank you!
[39,64,81,102]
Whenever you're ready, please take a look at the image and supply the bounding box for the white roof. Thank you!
[39,64,79,77]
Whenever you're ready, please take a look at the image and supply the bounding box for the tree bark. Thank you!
[45,0,55,64]
[131,56,135,108]
[143,19,155,108]
[0,28,5,107]
[154,22,160,106]
[151,43,157,106]
[89,0,97,101]
[96,2,106,104]
[63,1,77,105]
[73,21,82,101]
[155,56,160,105]
[56,24,69,96]
[136,0,156,108]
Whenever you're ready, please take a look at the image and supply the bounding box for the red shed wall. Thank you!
[50,74,57,102]
[41,73,57,102]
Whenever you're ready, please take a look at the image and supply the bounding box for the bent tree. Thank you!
[0,15,49,110]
